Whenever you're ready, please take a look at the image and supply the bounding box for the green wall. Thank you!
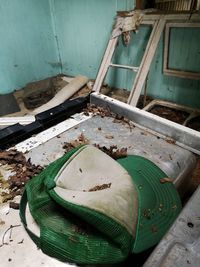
[0,0,61,94]
[52,0,135,78]
[52,0,200,108]
[147,30,200,109]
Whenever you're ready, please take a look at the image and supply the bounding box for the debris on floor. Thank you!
[63,132,128,160]
[11,75,92,117]
[113,114,135,131]
[0,224,21,248]
[9,202,20,210]
[23,77,56,109]
[150,105,189,124]
[62,133,90,152]
[83,103,134,132]
[83,103,113,118]
[88,183,112,192]
[94,144,127,159]
[0,150,43,203]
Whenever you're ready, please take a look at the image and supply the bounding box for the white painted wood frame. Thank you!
[128,17,166,106]
[93,19,156,94]
[163,22,200,80]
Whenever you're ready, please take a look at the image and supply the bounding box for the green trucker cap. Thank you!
[20,145,181,264]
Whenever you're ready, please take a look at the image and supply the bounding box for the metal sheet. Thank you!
[91,93,200,155]
[143,186,200,267]
[0,110,196,267]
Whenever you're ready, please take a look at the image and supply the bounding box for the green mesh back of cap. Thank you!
[20,146,133,264]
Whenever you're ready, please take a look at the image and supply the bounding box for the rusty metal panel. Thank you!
[155,0,193,11]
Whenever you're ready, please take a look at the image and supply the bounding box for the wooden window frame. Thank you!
[163,22,200,80]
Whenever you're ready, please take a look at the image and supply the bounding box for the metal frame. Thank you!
[0,116,35,126]
[13,113,91,153]
[144,186,200,267]
[143,99,200,126]
[163,22,200,80]
[91,92,200,155]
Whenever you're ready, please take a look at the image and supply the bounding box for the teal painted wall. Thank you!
[0,0,199,108]
[147,30,200,109]
[0,0,61,94]
[106,26,151,90]
[52,0,200,108]
[52,0,135,78]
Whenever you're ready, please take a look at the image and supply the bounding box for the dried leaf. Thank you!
[94,144,127,159]
[63,133,89,152]
[88,183,112,192]
[9,202,20,210]
[0,219,5,226]
[160,177,173,184]
[0,150,43,202]
[165,139,176,145]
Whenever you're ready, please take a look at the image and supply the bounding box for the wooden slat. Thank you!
[128,18,166,106]
[93,37,119,93]
[163,22,200,80]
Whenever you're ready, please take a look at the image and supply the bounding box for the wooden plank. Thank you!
[163,21,170,75]
[143,14,192,20]
[93,37,119,93]
[143,13,200,21]
[0,116,35,126]
[109,63,139,72]
[13,113,91,153]
[128,18,166,106]
[164,69,200,79]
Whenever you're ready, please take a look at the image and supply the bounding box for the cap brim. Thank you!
[117,156,182,253]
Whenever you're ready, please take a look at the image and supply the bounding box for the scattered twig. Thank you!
[18,239,24,244]
[0,224,21,248]
[88,183,112,192]
[160,177,173,184]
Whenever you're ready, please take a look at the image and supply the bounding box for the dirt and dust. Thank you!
[63,134,128,160]
[191,157,200,190]
[94,144,127,159]
[150,105,189,124]
[62,133,90,152]
[187,116,200,132]
[88,183,112,192]
[83,103,113,118]
[83,104,134,131]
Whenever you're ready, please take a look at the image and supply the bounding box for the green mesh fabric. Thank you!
[117,156,182,253]
[20,146,133,264]
[20,145,182,264]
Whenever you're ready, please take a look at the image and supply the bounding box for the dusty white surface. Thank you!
[0,202,74,267]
